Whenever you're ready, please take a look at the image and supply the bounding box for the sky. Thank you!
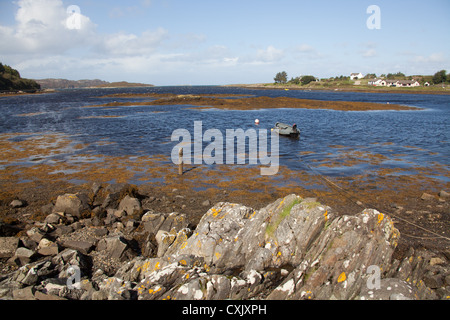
[0,0,449,85]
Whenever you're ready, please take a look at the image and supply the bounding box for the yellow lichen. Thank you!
[337,272,346,283]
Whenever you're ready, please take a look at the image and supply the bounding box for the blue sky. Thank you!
[0,0,449,85]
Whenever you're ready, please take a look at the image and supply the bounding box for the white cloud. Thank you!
[362,48,377,57]
[360,42,377,58]
[294,44,315,53]
[0,0,96,55]
[412,52,445,64]
[95,28,169,56]
[255,45,284,63]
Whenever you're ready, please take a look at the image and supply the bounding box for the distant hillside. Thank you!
[35,78,109,89]
[0,63,41,92]
[35,78,154,89]
[94,81,154,88]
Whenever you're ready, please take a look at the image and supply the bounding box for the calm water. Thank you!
[0,86,449,182]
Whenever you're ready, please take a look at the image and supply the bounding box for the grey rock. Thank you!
[359,278,417,300]
[424,273,444,289]
[34,290,68,300]
[10,199,26,208]
[52,193,90,218]
[118,195,142,216]
[202,200,211,207]
[44,212,64,225]
[438,190,449,198]
[12,286,36,300]
[420,193,435,201]
[96,236,128,260]
[0,237,19,258]
[159,212,189,233]
[41,203,54,215]
[155,230,176,257]
[12,247,35,266]
[61,240,94,255]
[267,208,399,300]
[100,183,137,209]
[142,212,165,235]
[37,238,59,256]
[26,227,44,243]
[174,194,330,273]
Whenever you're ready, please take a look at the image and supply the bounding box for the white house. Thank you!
[396,80,420,87]
[350,73,364,80]
[368,78,386,86]
[368,79,421,87]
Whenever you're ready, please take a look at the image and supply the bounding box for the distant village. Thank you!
[273,70,448,88]
[349,72,428,88]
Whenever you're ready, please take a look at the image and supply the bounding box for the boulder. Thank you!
[99,183,138,209]
[0,237,19,258]
[420,193,435,201]
[155,230,176,257]
[52,193,90,218]
[438,190,449,199]
[96,236,129,260]
[173,195,331,273]
[267,209,399,300]
[37,238,59,256]
[10,199,26,208]
[12,286,36,300]
[61,240,94,255]
[44,212,64,225]
[118,195,142,216]
[11,247,35,266]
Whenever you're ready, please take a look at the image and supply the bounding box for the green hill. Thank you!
[0,63,40,92]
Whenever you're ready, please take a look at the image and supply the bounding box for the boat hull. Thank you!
[272,122,300,138]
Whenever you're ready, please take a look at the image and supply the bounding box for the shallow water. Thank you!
[0,86,449,183]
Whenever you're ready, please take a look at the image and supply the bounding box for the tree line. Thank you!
[274,71,316,85]
[274,70,450,85]
[0,62,41,92]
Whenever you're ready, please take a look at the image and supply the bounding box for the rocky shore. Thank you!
[0,183,448,300]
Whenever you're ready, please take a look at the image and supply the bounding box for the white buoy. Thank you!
[255,119,260,125]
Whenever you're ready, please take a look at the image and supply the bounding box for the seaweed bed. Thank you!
[0,130,448,254]
[88,93,420,111]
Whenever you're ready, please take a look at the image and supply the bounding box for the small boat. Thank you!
[272,122,300,138]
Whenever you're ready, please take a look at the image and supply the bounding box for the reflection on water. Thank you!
[0,86,449,184]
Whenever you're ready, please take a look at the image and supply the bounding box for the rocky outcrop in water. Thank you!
[0,184,448,300]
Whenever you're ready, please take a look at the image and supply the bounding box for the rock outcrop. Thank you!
[0,186,448,300]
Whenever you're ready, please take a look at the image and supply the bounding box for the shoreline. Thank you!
[0,179,449,300]
[223,83,450,95]
[1,131,448,252]
[90,93,420,111]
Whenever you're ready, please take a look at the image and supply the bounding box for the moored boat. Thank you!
[272,122,300,138]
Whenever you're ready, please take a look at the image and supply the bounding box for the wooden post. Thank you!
[178,148,183,175]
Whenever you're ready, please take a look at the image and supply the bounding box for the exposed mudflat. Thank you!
[1,131,448,255]
[91,93,419,111]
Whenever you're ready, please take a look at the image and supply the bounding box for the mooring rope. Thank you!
[299,155,450,242]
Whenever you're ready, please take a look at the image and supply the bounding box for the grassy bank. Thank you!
[224,82,450,95]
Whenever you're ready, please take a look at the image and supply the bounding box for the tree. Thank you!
[300,75,316,85]
[274,71,288,84]
[288,76,301,85]
[432,70,447,84]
